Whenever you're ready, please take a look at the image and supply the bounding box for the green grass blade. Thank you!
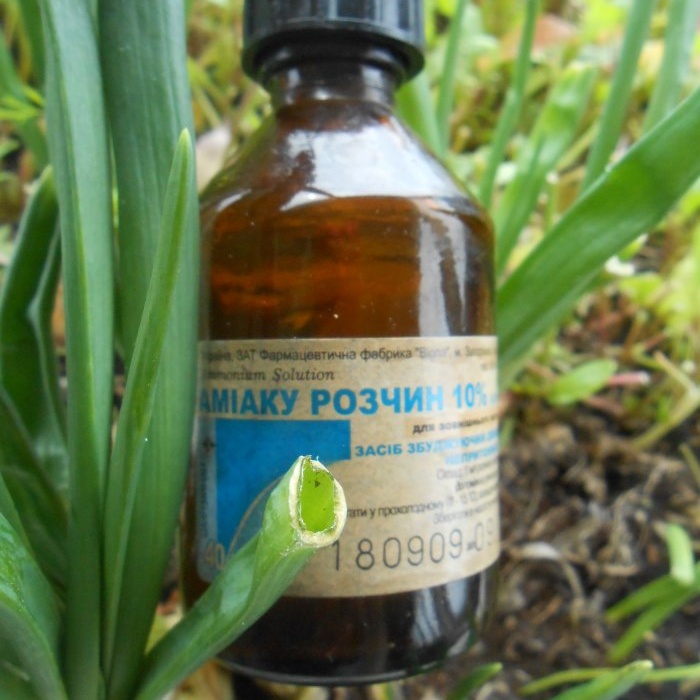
[605,573,685,622]
[496,63,597,275]
[582,1,655,190]
[0,168,67,491]
[546,359,618,406]
[38,0,114,694]
[0,387,66,591]
[0,670,44,700]
[0,30,48,167]
[99,0,197,361]
[102,130,195,678]
[521,668,615,695]
[526,664,700,698]
[134,456,346,700]
[608,591,697,664]
[647,662,700,683]
[14,0,45,84]
[397,70,442,154]
[545,661,653,700]
[643,0,700,132]
[479,0,541,207]
[98,2,199,696]
[0,512,66,700]
[0,462,29,550]
[498,86,700,387]
[447,662,503,699]
[666,522,696,586]
[435,0,470,156]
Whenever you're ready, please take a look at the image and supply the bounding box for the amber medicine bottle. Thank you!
[182,0,500,685]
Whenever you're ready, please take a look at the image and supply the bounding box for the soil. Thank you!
[471,403,700,699]
[173,399,700,700]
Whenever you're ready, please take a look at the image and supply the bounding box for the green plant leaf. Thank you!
[498,86,700,387]
[0,668,43,700]
[646,662,700,684]
[666,522,696,586]
[0,512,66,700]
[447,662,503,699]
[0,29,47,167]
[0,168,67,591]
[134,456,347,700]
[0,463,28,550]
[605,558,700,664]
[581,1,655,190]
[546,359,618,406]
[0,387,66,591]
[606,573,682,622]
[98,2,200,697]
[0,168,67,492]
[435,0,470,156]
[13,0,45,84]
[521,668,612,695]
[608,587,699,664]
[102,129,195,676]
[397,70,443,154]
[524,661,653,699]
[606,561,700,624]
[643,0,700,132]
[38,0,114,694]
[495,63,598,275]
[479,0,541,207]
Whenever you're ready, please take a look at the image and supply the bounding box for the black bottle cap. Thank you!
[242,0,425,82]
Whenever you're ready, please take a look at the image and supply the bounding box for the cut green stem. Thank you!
[134,456,346,700]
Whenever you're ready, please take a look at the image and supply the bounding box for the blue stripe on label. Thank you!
[214,418,351,551]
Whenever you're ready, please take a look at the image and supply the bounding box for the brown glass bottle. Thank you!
[182,2,499,686]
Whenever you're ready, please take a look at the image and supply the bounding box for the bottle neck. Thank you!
[258,42,403,109]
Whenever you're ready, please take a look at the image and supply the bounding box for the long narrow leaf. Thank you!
[98,3,199,696]
[643,0,700,132]
[666,522,696,586]
[608,588,698,664]
[0,513,66,700]
[498,86,700,386]
[0,669,43,700]
[605,572,686,622]
[435,0,470,156]
[556,662,652,700]
[397,70,443,154]
[647,662,700,683]
[479,0,541,206]
[0,466,28,550]
[103,130,195,674]
[134,456,346,700]
[521,668,616,695]
[0,31,47,167]
[582,1,655,190]
[38,0,114,694]
[495,63,597,275]
[0,388,66,590]
[527,661,653,700]
[546,359,618,406]
[0,168,67,491]
[447,663,503,700]
[14,0,45,84]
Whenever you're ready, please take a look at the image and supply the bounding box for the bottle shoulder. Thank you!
[201,100,479,216]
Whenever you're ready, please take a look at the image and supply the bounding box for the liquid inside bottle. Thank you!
[181,2,499,686]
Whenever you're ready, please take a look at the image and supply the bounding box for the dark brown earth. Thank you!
[469,404,700,699]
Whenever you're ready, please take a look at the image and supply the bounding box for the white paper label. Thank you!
[193,336,500,597]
